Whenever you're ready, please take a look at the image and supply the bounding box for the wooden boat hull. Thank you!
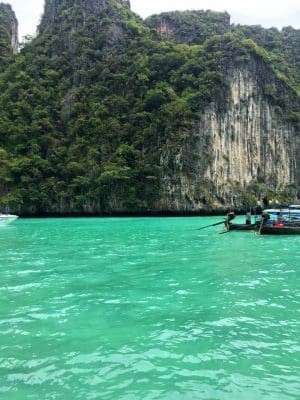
[259,225,300,235]
[225,223,258,231]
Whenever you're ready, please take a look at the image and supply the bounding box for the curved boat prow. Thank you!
[0,214,19,226]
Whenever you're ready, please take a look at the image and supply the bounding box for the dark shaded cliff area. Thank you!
[0,1,299,216]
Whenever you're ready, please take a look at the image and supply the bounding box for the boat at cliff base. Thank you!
[225,222,258,231]
[258,223,300,235]
[257,205,300,235]
[224,211,259,231]
[224,205,300,235]
[0,213,19,226]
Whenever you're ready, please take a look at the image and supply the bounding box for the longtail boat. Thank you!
[0,211,18,226]
[223,211,259,231]
[225,222,258,231]
[257,205,300,235]
[199,206,300,235]
[258,223,300,235]
[223,205,300,234]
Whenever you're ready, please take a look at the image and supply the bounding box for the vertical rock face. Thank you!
[0,3,18,55]
[203,70,297,198]
[40,0,130,31]
[39,0,134,58]
[38,0,134,119]
[159,59,299,210]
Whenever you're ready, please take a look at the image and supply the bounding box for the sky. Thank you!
[6,0,300,40]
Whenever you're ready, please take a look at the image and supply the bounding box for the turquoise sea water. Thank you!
[0,217,299,400]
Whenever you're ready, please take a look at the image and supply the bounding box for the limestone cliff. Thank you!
[39,0,131,44]
[0,3,18,52]
[38,0,137,120]
[0,3,18,70]
[158,57,299,211]
[145,10,230,45]
[0,2,299,215]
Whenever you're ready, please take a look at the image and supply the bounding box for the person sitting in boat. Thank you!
[227,211,235,222]
[224,211,235,230]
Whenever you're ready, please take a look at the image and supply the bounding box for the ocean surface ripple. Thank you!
[0,217,299,399]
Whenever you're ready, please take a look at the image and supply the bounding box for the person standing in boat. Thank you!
[245,212,251,225]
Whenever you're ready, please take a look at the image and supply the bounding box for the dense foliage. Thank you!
[146,10,300,96]
[233,24,300,96]
[0,1,299,214]
[146,10,300,131]
[145,10,231,45]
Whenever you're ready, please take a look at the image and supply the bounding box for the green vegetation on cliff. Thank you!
[0,1,299,214]
[146,10,300,96]
[145,10,231,45]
